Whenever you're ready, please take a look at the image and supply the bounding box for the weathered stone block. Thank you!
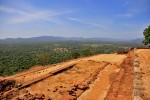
[134,84,145,90]
[134,67,141,73]
[134,63,140,67]
[134,96,143,100]
[134,58,139,62]
[134,80,143,85]
[134,89,144,96]
[134,73,142,79]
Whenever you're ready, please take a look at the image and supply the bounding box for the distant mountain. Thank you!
[0,36,144,44]
[0,36,67,42]
[130,38,144,44]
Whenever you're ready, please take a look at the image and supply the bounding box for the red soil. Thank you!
[105,50,134,100]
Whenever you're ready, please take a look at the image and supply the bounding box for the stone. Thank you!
[134,52,138,55]
[134,96,143,100]
[16,83,22,88]
[134,67,141,73]
[134,74,142,79]
[75,89,83,97]
[134,89,144,97]
[77,82,89,90]
[35,93,44,99]
[134,84,145,90]
[27,94,35,100]
[53,88,58,92]
[134,80,143,85]
[134,63,140,67]
[134,58,139,62]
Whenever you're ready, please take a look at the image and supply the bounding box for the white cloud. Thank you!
[67,17,107,29]
[9,11,72,24]
[0,6,74,24]
[0,6,27,15]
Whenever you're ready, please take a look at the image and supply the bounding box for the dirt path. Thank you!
[137,49,150,100]
[104,50,134,100]
[78,64,120,100]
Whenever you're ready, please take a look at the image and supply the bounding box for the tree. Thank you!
[82,49,93,56]
[35,53,50,65]
[142,25,150,45]
[72,52,80,58]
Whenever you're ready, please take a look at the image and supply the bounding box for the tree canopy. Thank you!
[0,41,131,76]
[142,25,150,45]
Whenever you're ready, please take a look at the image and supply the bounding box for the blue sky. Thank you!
[0,0,150,39]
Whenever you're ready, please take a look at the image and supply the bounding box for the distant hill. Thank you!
[0,36,67,42]
[0,36,144,44]
[130,38,144,44]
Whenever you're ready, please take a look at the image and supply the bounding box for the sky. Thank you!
[0,0,150,39]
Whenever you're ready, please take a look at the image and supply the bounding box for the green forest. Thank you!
[0,41,141,76]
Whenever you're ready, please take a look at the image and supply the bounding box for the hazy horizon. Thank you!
[0,35,144,41]
[0,0,150,39]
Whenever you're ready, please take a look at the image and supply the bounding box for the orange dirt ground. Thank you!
[0,53,126,100]
[137,49,150,100]
[1,49,150,100]
[78,64,120,100]
[105,49,134,100]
